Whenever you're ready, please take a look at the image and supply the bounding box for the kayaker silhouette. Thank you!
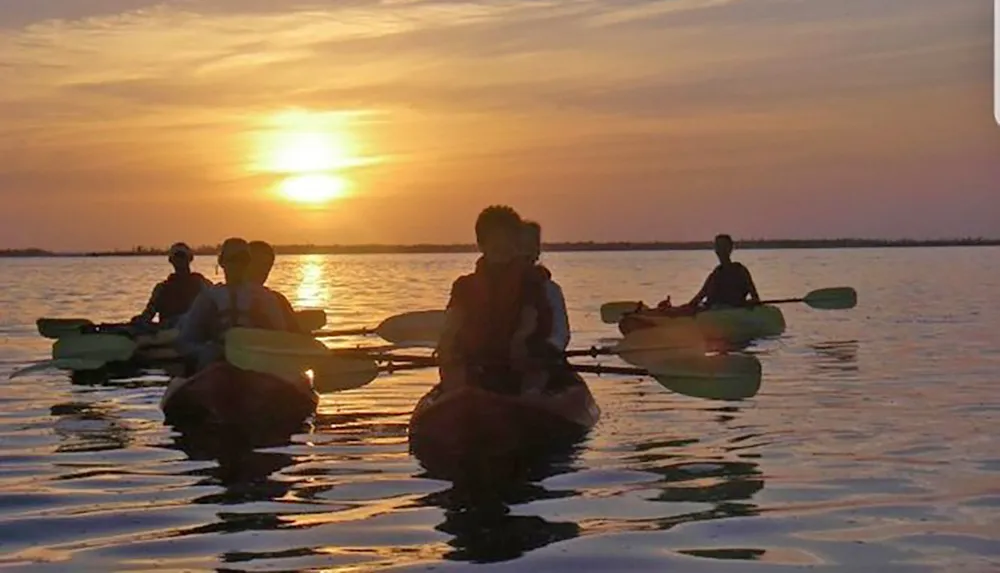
[411,205,599,490]
[131,242,211,330]
[684,234,762,309]
[175,237,296,374]
[521,220,570,352]
[247,240,303,333]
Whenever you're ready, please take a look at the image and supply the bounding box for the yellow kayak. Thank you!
[618,304,786,344]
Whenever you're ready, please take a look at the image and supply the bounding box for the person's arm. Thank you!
[175,291,214,358]
[436,286,463,364]
[687,272,713,308]
[546,281,571,351]
[274,291,301,332]
[744,265,761,304]
[133,282,164,324]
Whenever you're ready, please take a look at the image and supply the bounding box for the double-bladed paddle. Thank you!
[600,286,858,324]
[36,309,329,339]
[312,309,446,346]
[364,349,763,401]
[8,334,139,379]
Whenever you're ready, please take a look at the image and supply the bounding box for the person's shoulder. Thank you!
[448,272,477,302]
[452,272,476,288]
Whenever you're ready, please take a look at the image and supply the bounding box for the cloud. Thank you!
[0,0,996,247]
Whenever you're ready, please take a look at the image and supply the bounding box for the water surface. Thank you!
[0,248,997,571]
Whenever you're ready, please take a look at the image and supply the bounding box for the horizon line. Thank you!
[2,237,999,257]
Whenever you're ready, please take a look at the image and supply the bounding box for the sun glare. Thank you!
[252,109,377,205]
[279,174,348,203]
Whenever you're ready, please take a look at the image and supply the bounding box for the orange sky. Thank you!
[0,0,997,250]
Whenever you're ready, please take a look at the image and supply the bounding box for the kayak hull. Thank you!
[160,361,318,431]
[408,376,599,481]
[618,304,786,344]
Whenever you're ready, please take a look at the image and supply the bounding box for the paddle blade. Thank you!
[600,301,642,324]
[312,355,380,393]
[375,310,447,346]
[37,318,94,339]
[52,334,137,362]
[613,326,709,367]
[803,287,857,310]
[9,358,107,379]
[648,353,763,400]
[224,327,329,382]
[296,309,327,332]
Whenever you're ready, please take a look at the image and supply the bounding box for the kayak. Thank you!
[618,304,786,344]
[160,361,318,431]
[408,373,600,479]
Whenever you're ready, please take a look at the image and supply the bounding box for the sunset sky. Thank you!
[0,0,996,250]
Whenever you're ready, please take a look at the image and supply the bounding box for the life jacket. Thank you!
[155,272,208,323]
[206,283,290,334]
[449,258,558,392]
[705,262,752,307]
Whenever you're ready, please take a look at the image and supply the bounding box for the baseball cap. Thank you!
[168,242,194,258]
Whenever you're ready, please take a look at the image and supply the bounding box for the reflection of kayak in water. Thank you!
[408,374,600,481]
[618,304,786,344]
[160,362,318,431]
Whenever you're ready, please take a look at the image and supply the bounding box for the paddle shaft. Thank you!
[314,327,372,337]
[370,353,648,377]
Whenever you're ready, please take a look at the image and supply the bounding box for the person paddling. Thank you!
[521,220,570,351]
[437,205,579,395]
[176,238,297,374]
[131,242,211,329]
[685,234,761,309]
[248,240,305,333]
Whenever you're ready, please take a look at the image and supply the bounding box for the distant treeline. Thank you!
[2,237,999,258]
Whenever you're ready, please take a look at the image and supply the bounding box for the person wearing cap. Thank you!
[248,240,304,332]
[683,234,761,309]
[175,237,297,374]
[131,242,212,328]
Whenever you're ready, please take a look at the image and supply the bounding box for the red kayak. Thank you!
[160,362,318,431]
[408,374,600,480]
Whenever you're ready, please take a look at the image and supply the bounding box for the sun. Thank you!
[278,174,348,203]
[251,109,376,205]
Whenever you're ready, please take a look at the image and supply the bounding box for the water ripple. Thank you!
[0,249,997,571]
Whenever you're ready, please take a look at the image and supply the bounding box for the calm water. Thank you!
[0,248,997,572]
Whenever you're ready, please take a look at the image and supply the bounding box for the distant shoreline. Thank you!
[2,238,998,257]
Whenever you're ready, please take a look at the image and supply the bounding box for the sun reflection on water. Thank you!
[295,256,329,310]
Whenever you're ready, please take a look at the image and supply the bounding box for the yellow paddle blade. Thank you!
[37,318,94,339]
[648,353,762,400]
[52,334,137,362]
[802,287,857,310]
[223,327,380,393]
[612,326,709,368]
[375,310,447,346]
[295,309,327,332]
[600,301,642,324]
[224,328,327,382]
[9,358,108,379]
[311,355,381,393]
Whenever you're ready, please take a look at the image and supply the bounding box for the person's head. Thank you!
[217,237,252,284]
[248,240,275,285]
[167,242,194,272]
[714,234,735,261]
[475,205,523,263]
[521,220,542,263]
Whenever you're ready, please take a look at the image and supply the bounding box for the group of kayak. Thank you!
[67,205,771,473]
